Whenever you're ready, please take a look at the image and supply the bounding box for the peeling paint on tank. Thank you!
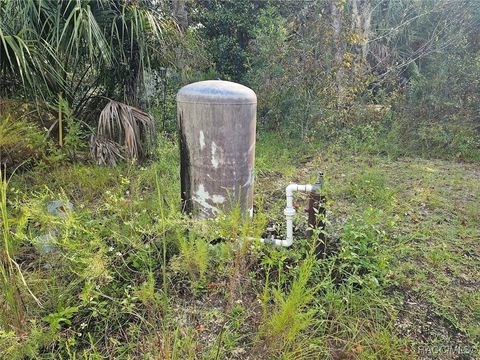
[211,142,222,168]
[211,142,218,168]
[244,143,255,159]
[232,169,237,197]
[212,194,225,204]
[242,170,254,188]
[193,184,219,214]
[199,130,205,150]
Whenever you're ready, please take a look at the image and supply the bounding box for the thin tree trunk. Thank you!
[331,0,345,108]
[173,0,188,33]
[125,41,140,106]
[173,0,188,69]
[351,0,371,77]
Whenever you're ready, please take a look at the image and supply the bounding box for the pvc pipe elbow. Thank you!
[258,182,320,248]
[286,184,314,197]
[281,237,293,247]
[286,184,298,197]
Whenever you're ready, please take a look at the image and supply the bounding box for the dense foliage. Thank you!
[1,0,479,163]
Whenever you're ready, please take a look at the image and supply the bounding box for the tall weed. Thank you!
[0,168,25,332]
[337,209,390,288]
[171,230,209,285]
[259,250,320,356]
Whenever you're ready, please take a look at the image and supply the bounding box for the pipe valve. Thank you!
[312,171,324,193]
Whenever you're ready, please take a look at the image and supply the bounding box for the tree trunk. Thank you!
[351,0,371,77]
[331,0,345,108]
[173,0,188,33]
[125,41,140,106]
[173,0,188,69]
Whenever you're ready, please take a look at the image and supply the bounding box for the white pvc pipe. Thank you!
[255,183,317,247]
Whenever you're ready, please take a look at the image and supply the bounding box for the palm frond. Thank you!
[1,0,178,117]
[89,134,124,166]
[94,100,155,163]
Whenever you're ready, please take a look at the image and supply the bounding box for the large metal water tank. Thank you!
[177,80,257,218]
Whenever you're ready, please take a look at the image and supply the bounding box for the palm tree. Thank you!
[1,0,176,106]
[1,0,177,162]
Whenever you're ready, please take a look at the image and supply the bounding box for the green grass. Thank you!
[0,134,479,359]
[0,167,25,333]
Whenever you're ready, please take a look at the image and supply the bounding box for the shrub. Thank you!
[0,116,46,171]
[336,209,390,289]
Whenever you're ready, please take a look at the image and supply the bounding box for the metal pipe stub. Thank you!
[306,172,326,255]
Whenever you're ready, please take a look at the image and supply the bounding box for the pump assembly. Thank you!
[177,80,325,247]
[257,173,324,247]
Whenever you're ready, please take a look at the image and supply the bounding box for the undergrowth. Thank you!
[330,112,480,162]
[0,133,478,359]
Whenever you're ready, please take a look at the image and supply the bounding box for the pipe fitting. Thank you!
[257,176,324,247]
[311,172,324,194]
[286,184,297,196]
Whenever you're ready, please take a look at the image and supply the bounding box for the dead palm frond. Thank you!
[92,100,155,164]
[89,134,124,166]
